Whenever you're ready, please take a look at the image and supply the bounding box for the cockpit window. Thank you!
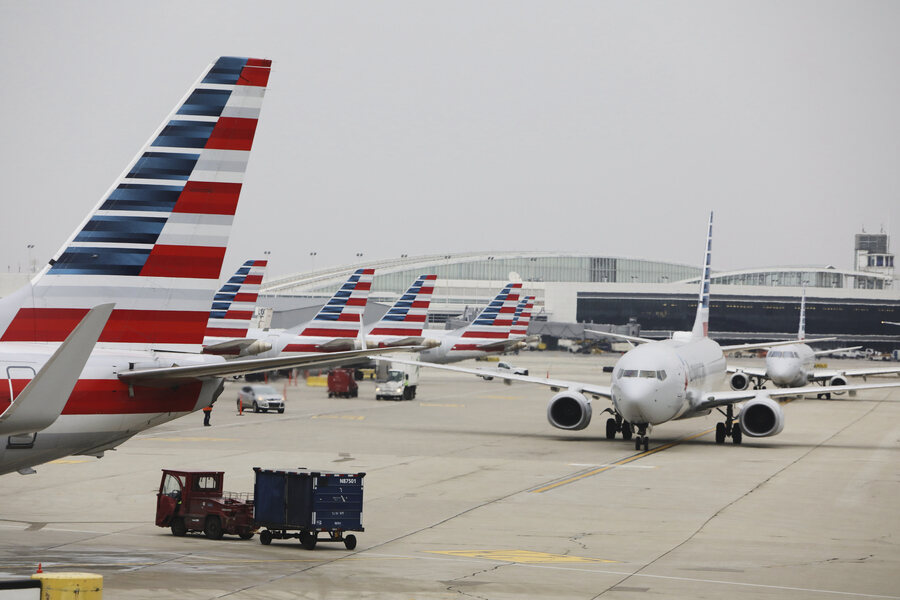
[618,369,666,380]
[769,351,782,358]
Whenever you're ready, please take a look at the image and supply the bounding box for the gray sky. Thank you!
[2,1,898,281]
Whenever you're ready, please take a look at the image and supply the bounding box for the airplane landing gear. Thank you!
[603,411,632,440]
[633,424,649,452]
[715,404,742,445]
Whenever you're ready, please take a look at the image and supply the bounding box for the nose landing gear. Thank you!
[714,404,742,445]
[633,424,650,452]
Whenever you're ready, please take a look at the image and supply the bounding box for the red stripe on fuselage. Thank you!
[204,327,248,338]
[297,328,359,338]
[369,327,423,336]
[461,331,508,338]
[140,245,226,278]
[172,181,242,215]
[1,308,208,343]
[0,379,202,415]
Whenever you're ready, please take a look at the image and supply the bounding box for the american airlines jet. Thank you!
[383,213,900,451]
[729,290,900,396]
[418,283,527,363]
[364,274,438,348]
[202,259,271,357]
[0,57,415,476]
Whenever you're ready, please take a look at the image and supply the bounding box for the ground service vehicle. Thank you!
[155,470,255,540]
[237,384,285,413]
[375,356,419,400]
[327,368,359,397]
[253,468,365,549]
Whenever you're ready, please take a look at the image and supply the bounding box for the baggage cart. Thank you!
[253,468,365,549]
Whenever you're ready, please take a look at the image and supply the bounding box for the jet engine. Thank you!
[547,391,592,430]
[240,340,272,357]
[738,396,785,437]
[729,371,750,391]
[827,375,847,394]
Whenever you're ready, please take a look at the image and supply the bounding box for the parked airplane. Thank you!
[510,295,535,340]
[203,259,271,356]
[0,57,414,476]
[418,283,526,363]
[365,274,438,348]
[728,291,899,396]
[381,213,900,451]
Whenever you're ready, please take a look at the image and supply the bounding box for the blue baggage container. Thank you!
[253,468,365,549]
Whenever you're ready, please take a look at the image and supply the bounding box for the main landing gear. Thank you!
[714,404,742,445]
[604,411,632,441]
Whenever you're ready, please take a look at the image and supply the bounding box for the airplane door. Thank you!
[5,366,38,449]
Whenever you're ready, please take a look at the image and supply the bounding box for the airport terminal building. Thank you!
[261,234,900,350]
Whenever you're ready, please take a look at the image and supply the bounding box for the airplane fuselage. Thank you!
[764,343,815,388]
[418,329,504,364]
[610,337,726,426]
[0,344,226,475]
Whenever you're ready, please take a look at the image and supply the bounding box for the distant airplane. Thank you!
[202,259,271,357]
[417,283,526,363]
[364,274,438,348]
[0,57,413,477]
[382,213,900,451]
[728,290,900,396]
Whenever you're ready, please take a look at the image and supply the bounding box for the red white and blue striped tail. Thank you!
[690,211,713,340]
[296,269,375,339]
[460,283,522,340]
[368,274,436,337]
[510,295,534,337]
[0,57,271,353]
[202,259,268,349]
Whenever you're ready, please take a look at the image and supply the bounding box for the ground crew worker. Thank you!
[202,404,213,426]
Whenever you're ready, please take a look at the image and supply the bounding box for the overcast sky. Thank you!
[1,1,898,281]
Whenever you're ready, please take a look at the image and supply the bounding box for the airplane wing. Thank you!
[719,338,836,353]
[475,338,527,353]
[585,329,653,345]
[806,366,900,382]
[371,356,613,398]
[118,345,424,387]
[811,345,862,357]
[695,381,900,410]
[725,365,767,378]
[0,304,115,436]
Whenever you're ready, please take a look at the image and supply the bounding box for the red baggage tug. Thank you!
[156,470,255,539]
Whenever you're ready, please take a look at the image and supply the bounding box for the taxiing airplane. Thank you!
[381,213,900,451]
[728,290,899,396]
[418,283,526,363]
[0,58,416,476]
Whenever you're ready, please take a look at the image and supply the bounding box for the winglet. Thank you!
[690,212,713,340]
[0,303,115,436]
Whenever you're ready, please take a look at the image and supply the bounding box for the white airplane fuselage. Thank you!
[0,344,225,476]
[418,329,503,364]
[765,343,815,388]
[611,337,726,426]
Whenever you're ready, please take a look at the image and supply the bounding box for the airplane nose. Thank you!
[767,360,795,385]
[614,380,676,425]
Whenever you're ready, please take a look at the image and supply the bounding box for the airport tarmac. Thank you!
[0,352,898,599]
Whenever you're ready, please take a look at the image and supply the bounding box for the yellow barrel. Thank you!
[31,573,103,599]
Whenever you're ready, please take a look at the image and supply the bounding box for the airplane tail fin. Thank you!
[690,212,713,340]
[0,57,271,353]
[460,283,522,340]
[297,269,375,339]
[369,275,437,337]
[798,285,807,341]
[203,259,268,348]
[510,295,534,337]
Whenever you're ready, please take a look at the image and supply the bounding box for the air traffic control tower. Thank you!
[854,232,895,283]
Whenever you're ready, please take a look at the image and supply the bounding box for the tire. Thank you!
[252,401,259,413]
[277,408,285,414]
[605,418,617,440]
[351,389,358,398]
[238,531,254,540]
[634,437,641,451]
[732,426,743,445]
[642,437,649,452]
[344,534,357,550]
[170,517,187,537]
[621,422,633,441]
[300,530,317,550]
[204,516,224,540]
[715,422,726,444]
[259,529,272,545]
